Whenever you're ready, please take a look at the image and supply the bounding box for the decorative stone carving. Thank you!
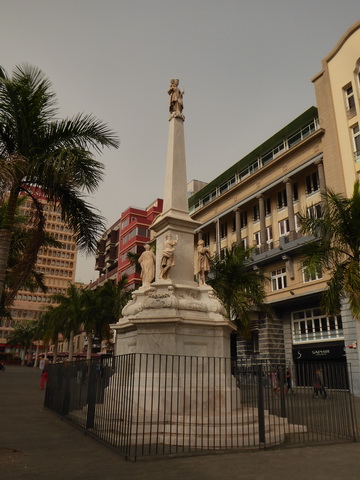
[159,233,178,280]
[138,244,156,287]
[196,240,211,285]
[168,79,184,115]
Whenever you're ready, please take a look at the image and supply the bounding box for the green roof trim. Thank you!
[188,106,318,208]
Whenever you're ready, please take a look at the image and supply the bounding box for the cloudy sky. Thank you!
[1,0,360,283]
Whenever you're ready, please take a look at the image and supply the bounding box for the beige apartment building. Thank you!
[189,21,360,393]
[0,190,78,350]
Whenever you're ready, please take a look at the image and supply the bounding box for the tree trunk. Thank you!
[34,343,40,368]
[27,344,33,365]
[0,188,20,301]
[68,330,74,362]
[86,332,93,360]
[21,346,26,366]
[53,339,58,363]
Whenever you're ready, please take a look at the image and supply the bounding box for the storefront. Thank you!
[292,341,348,388]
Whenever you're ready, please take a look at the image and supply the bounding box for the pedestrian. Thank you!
[271,368,279,397]
[286,367,294,394]
[0,361,5,371]
[313,368,327,399]
[40,359,49,390]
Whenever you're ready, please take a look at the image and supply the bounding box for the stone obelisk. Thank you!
[112,80,236,357]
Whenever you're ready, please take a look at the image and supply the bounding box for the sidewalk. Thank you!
[1,365,360,480]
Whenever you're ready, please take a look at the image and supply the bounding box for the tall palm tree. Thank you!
[6,320,38,365]
[0,64,119,301]
[299,180,360,319]
[208,244,271,337]
[92,277,131,347]
[38,307,64,363]
[51,283,84,361]
[0,196,61,308]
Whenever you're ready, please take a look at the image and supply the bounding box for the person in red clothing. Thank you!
[40,359,49,390]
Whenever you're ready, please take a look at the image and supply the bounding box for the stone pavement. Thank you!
[1,365,360,480]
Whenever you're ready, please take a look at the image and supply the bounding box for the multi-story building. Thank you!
[81,199,163,354]
[189,20,360,394]
[0,189,78,351]
[92,198,163,291]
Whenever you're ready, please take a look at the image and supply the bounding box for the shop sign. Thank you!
[293,342,346,361]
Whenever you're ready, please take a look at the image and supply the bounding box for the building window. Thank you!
[278,218,290,237]
[266,226,273,249]
[277,189,287,209]
[293,183,298,201]
[241,237,248,249]
[220,222,228,239]
[353,124,360,162]
[292,309,343,343]
[302,263,323,283]
[253,231,261,247]
[271,267,287,291]
[307,203,322,219]
[344,84,356,117]
[265,198,271,216]
[252,330,260,353]
[203,232,210,247]
[253,204,260,222]
[305,172,319,195]
[240,211,248,228]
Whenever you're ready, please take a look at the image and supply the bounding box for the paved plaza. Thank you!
[1,365,360,480]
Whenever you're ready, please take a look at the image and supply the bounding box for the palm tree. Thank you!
[0,196,61,308]
[51,283,85,361]
[0,64,119,301]
[38,307,64,363]
[6,320,38,365]
[91,277,131,350]
[208,243,271,337]
[299,180,360,319]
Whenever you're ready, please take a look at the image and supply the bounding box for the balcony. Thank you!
[251,231,315,266]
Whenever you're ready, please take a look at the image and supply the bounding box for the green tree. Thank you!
[91,277,131,350]
[208,244,271,337]
[38,307,64,363]
[6,320,38,365]
[51,283,85,362]
[299,181,360,319]
[0,64,119,301]
[0,196,60,310]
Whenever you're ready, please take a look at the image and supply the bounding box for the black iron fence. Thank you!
[44,354,358,460]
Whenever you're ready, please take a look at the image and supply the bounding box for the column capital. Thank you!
[256,193,264,200]
[314,158,323,166]
[283,177,292,184]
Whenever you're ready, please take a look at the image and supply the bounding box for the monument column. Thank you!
[113,79,236,358]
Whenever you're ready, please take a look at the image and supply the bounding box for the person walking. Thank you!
[313,368,327,399]
[40,359,49,390]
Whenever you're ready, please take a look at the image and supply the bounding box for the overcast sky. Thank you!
[2,0,360,283]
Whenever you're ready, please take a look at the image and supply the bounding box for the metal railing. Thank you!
[44,355,358,460]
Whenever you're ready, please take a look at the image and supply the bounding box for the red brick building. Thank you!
[92,198,163,290]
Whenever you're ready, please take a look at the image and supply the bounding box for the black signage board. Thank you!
[292,341,346,362]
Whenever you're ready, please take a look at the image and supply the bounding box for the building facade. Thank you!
[0,190,78,352]
[189,21,360,393]
[92,198,163,291]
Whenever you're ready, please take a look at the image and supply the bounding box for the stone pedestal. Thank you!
[113,282,236,357]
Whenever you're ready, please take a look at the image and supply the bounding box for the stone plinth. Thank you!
[113,282,236,357]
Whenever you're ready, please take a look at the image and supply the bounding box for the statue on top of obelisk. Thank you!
[168,79,184,118]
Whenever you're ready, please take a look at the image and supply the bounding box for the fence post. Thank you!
[258,364,266,445]
[86,362,97,429]
[61,364,71,416]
